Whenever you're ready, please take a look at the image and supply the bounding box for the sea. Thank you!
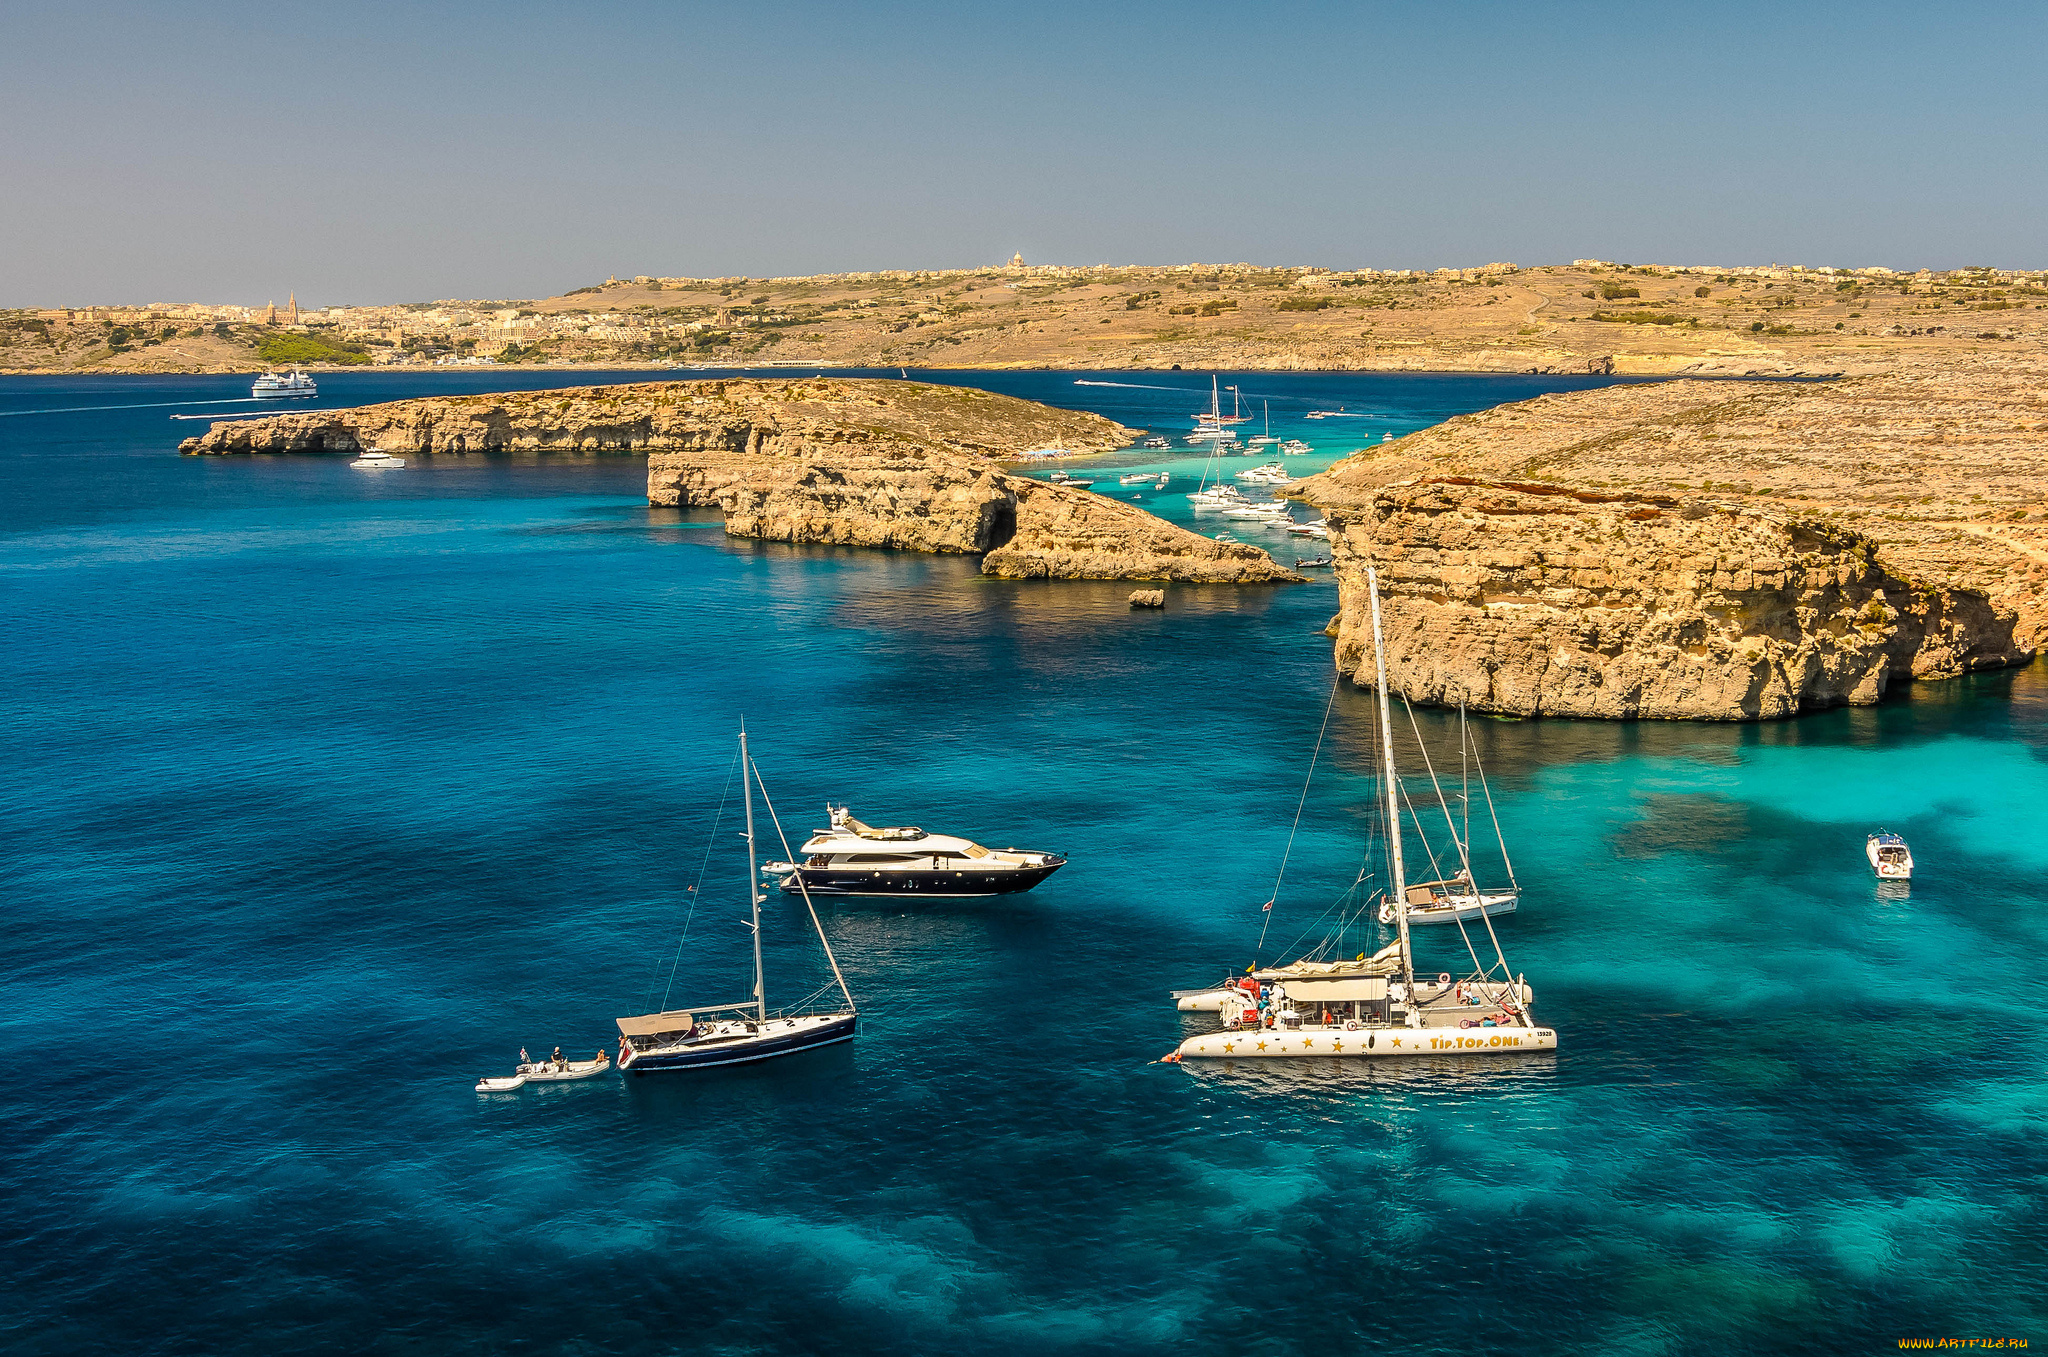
[2,368,2041,1355]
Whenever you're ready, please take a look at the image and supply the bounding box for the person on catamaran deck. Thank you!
[552,1046,564,1070]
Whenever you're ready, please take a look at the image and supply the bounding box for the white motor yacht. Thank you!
[251,370,318,398]
[1118,472,1155,485]
[1047,469,1095,489]
[1188,485,1253,512]
[351,451,405,469]
[1280,439,1312,455]
[759,805,1066,898]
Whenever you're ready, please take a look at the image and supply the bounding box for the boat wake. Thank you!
[1072,380,1192,391]
[0,397,267,419]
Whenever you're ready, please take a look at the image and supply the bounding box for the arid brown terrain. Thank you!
[1292,354,2048,719]
[10,260,2044,376]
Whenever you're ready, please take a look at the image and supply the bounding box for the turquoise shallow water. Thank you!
[1,370,2042,1354]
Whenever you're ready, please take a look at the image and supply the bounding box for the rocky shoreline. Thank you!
[1292,356,2045,719]
[180,378,1303,585]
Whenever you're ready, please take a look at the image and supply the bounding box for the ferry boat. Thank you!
[251,370,317,398]
[615,728,858,1074]
[1166,567,1554,1062]
[1867,832,1913,880]
[760,805,1065,898]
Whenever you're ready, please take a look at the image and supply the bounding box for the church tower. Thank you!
[287,292,298,325]
[264,299,277,325]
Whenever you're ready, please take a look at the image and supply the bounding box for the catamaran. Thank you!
[614,728,858,1074]
[1167,568,1555,1061]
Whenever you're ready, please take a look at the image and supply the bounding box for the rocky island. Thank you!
[1291,355,2045,719]
[180,378,1302,584]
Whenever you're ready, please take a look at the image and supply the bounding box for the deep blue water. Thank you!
[2,370,2042,1355]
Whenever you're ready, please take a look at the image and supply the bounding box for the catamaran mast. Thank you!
[740,725,766,1022]
[1367,568,1414,986]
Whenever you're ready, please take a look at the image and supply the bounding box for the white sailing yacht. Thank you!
[615,728,858,1073]
[1168,568,1556,1060]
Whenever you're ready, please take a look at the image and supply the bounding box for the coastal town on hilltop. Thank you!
[6,256,2044,377]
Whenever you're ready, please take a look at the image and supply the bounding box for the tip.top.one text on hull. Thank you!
[615,728,859,1075]
[1167,567,1556,1061]
[760,805,1065,898]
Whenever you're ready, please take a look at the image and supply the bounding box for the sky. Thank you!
[3,0,2045,306]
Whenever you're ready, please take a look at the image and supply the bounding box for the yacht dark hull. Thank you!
[623,1014,857,1074]
[781,858,1065,898]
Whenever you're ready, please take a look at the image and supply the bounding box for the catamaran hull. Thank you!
[621,1014,857,1074]
[780,861,1063,898]
[1176,1025,1557,1059]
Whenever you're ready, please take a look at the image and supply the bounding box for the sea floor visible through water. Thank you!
[1,369,2042,1355]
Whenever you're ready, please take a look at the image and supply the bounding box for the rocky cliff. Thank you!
[1293,357,2044,719]
[182,378,1301,585]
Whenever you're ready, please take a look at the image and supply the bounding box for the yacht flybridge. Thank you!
[1167,568,1555,1061]
[761,806,1066,898]
[614,728,858,1074]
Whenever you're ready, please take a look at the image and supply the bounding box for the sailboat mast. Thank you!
[740,726,765,1022]
[1367,568,1414,984]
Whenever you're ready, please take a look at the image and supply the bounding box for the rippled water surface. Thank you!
[2,370,2041,1355]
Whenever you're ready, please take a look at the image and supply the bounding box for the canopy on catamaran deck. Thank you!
[1253,940,1406,982]
[1279,977,1389,1002]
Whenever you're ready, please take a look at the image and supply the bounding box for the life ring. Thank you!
[1344,1020,1359,1031]
[1437,973,1452,988]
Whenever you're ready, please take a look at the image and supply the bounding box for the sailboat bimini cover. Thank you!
[1282,978,1389,1002]
[616,1011,695,1037]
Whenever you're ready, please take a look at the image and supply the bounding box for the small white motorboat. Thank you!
[475,1050,611,1091]
[1867,832,1913,880]
[351,452,405,470]
[1154,473,1169,488]
[1119,472,1155,485]
[1280,439,1312,455]
[1047,470,1095,489]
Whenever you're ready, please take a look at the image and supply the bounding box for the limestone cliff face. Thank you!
[648,446,1300,583]
[1295,360,2044,720]
[183,377,1300,585]
[179,378,1129,460]
[1314,478,2024,720]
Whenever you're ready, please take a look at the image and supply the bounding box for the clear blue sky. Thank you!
[4,0,2043,305]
